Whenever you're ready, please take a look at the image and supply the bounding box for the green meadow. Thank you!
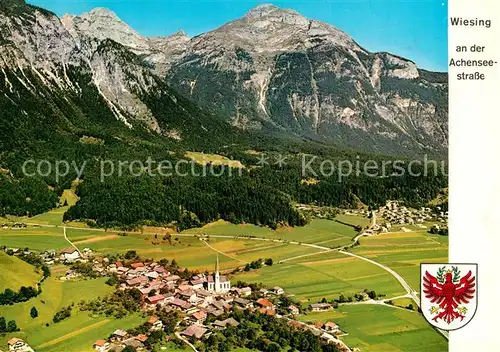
[234,251,406,303]
[351,230,449,290]
[185,219,357,248]
[0,227,68,251]
[0,251,42,291]
[298,305,447,352]
[65,228,318,271]
[335,213,371,227]
[0,275,145,352]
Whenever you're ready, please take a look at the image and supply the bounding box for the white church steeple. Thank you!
[215,254,221,293]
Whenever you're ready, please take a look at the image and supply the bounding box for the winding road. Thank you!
[18,219,448,340]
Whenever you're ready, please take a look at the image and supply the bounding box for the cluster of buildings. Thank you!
[93,318,162,352]
[287,320,347,351]
[3,246,91,266]
[89,255,289,349]
[377,201,448,229]
[87,254,345,351]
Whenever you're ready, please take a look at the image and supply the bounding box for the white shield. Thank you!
[421,263,477,330]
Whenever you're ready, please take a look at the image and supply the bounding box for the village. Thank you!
[3,246,350,352]
[342,200,448,234]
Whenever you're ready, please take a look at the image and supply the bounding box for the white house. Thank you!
[93,340,110,352]
[272,286,284,295]
[60,247,80,261]
[8,338,34,352]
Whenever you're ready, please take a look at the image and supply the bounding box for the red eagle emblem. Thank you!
[423,266,476,324]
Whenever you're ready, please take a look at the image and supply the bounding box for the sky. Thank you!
[27,0,448,72]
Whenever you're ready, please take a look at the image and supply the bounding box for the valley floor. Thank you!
[0,211,448,352]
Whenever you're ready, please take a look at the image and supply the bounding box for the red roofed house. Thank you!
[147,316,164,331]
[93,340,110,352]
[181,324,208,340]
[135,335,148,343]
[258,307,276,316]
[324,321,340,333]
[256,298,274,310]
[130,262,144,269]
[288,305,300,315]
[8,338,34,352]
[191,310,207,324]
[146,294,166,307]
[126,277,142,286]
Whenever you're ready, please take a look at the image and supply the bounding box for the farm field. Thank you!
[0,226,69,251]
[185,219,357,248]
[298,305,447,352]
[351,230,448,290]
[233,251,406,303]
[0,275,142,352]
[67,229,319,271]
[0,251,41,291]
[335,213,371,227]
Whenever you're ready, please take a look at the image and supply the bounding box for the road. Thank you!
[63,226,83,257]
[175,332,198,352]
[201,239,245,263]
[19,220,449,340]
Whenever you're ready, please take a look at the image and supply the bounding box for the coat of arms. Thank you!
[421,264,477,330]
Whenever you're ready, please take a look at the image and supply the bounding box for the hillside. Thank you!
[0,1,448,228]
[61,4,448,157]
[0,251,41,291]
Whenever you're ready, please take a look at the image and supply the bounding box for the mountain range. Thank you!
[0,0,447,157]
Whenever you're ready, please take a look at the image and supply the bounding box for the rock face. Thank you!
[0,1,208,139]
[165,4,448,156]
[0,2,448,157]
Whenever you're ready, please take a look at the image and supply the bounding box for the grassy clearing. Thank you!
[35,314,145,352]
[0,251,41,291]
[388,298,417,311]
[335,213,371,227]
[351,230,448,290]
[0,227,68,251]
[0,277,122,351]
[298,305,447,352]
[233,251,406,303]
[162,342,193,351]
[185,219,356,248]
[185,152,245,168]
[65,228,317,272]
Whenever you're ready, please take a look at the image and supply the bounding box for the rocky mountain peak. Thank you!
[61,7,150,54]
[243,4,308,26]
[88,7,120,19]
[245,4,299,18]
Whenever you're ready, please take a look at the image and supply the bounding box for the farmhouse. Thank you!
[93,340,110,352]
[288,305,300,315]
[8,338,34,352]
[272,286,284,295]
[256,298,274,310]
[112,329,129,341]
[147,316,163,331]
[146,294,166,307]
[59,247,80,261]
[181,324,208,340]
[324,321,340,333]
[309,303,333,312]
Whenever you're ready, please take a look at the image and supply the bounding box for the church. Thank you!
[207,254,231,293]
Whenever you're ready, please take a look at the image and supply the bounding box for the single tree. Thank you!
[30,306,38,319]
